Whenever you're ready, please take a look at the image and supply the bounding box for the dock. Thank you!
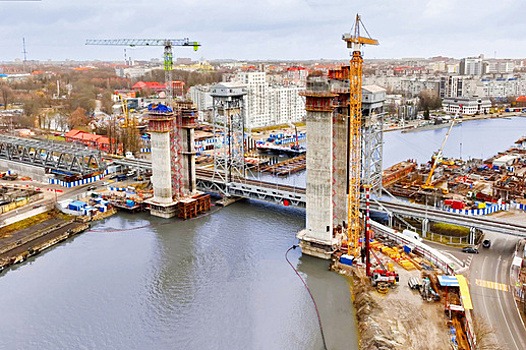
[0,214,91,273]
[260,155,306,176]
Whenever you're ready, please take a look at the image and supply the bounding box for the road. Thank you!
[0,179,101,224]
[468,232,526,350]
[427,234,526,349]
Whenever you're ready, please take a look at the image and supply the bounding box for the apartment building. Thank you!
[189,71,305,128]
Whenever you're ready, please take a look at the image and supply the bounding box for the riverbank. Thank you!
[0,211,91,273]
[384,111,524,133]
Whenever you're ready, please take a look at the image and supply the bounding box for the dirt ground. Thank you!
[488,208,526,225]
[339,264,451,350]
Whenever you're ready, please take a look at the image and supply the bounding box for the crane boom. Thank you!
[422,120,456,189]
[85,39,201,50]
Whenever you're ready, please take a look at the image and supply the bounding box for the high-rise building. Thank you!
[235,71,271,127]
[459,55,484,76]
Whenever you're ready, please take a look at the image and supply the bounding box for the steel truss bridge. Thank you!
[110,159,526,235]
[0,135,105,175]
[17,148,521,236]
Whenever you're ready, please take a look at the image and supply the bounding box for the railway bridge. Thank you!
[106,157,526,236]
[0,135,105,176]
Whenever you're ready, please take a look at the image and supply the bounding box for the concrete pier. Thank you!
[297,74,347,259]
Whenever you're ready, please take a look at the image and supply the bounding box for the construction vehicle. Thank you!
[421,119,456,192]
[369,246,399,292]
[342,14,379,261]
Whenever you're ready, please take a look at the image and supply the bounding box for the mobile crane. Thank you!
[422,119,456,191]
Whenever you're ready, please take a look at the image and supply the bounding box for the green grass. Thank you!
[430,222,470,237]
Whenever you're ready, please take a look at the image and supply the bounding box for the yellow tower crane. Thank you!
[342,14,379,258]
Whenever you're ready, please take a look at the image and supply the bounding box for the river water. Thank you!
[0,203,356,350]
[1,117,525,350]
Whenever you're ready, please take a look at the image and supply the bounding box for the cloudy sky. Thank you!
[0,0,524,62]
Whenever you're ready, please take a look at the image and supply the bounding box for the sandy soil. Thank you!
[342,266,451,350]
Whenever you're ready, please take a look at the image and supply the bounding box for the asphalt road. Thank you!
[468,232,526,350]
[427,234,526,349]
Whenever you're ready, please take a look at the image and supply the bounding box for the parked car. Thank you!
[482,239,491,248]
[462,247,479,254]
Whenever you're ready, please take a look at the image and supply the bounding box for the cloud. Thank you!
[0,0,524,61]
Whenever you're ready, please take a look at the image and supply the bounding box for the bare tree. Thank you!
[473,315,504,350]
[67,107,89,130]
[0,82,13,110]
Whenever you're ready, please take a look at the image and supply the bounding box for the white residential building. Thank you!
[442,97,491,115]
[269,85,306,125]
[189,71,306,128]
[188,85,214,122]
[235,72,271,127]
[233,71,305,128]
[459,55,484,76]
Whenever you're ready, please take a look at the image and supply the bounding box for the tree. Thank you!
[418,89,442,112]
[0,82,13,110]
[68,107,89,130]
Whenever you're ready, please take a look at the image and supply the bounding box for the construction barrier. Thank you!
[48,174,103,188]
[445,203,510,216]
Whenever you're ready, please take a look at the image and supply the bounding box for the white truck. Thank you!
[402,229,423,242]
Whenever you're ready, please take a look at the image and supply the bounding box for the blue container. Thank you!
[403,245,412,254]
[340,254,354,266]
[126,199,135,207]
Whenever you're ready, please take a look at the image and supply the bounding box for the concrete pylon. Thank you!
[297,73,348,259]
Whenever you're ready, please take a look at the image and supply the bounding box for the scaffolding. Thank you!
[362,113,384,197]
[210,83,247,184]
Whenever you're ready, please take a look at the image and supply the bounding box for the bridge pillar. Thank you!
[422,218,429,238]
[469,227,476,245]
[297,75,345,259]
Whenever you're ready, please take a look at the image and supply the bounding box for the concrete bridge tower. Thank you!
[297,73,349,259]
[147,106,177,217]
[146,103,209,219]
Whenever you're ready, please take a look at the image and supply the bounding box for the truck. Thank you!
[402,229,423,242]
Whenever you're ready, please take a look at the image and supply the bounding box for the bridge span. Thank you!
[195,167,526,236]
[370,200,526,236]
[0,135,104,175]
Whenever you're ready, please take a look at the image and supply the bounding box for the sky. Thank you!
[0,0,525,62]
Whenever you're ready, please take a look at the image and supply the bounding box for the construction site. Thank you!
[293,15,483,350]
[1,17,524,350]
[382,134,526,213]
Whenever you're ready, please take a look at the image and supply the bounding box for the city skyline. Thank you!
[0,0,524,62]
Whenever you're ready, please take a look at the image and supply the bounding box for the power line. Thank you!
[285,245,328,350]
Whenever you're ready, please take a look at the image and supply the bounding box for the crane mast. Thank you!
[342,14,379,258]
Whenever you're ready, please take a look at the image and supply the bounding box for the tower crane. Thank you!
[342,15,379,263]
[85,38,200,104]
[86,38,200,199]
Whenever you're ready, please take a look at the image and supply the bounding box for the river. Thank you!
[1,116,525,350]
[0,202,356,350]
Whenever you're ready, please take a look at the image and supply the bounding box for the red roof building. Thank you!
[132,81,166,92]
[65,129,112,152]
[516,96,526,107]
